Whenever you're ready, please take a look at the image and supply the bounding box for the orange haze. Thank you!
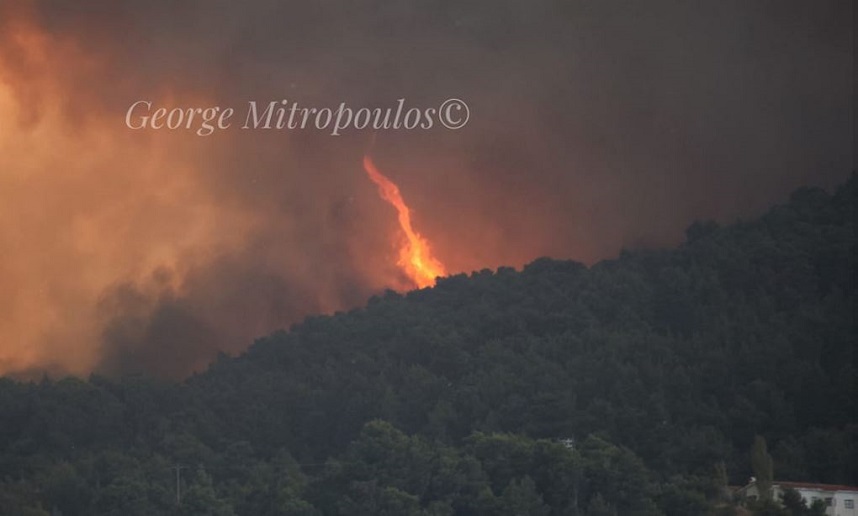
[0,12,256,376]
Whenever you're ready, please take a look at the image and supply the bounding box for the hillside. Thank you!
[0,175,854,515]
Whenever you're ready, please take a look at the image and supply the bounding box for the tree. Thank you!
[751,436,774,501]
[500,476,550,516]
[748,498,787,516]
[578,435,660,515]
[713,462,730,502]
[781,487,809,515]
[587,493,617,516]
[807,499,827,516]
[179,466,235,516]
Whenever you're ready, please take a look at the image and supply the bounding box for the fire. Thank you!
[363,155,447,289]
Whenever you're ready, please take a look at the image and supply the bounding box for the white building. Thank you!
[737,479,858,516]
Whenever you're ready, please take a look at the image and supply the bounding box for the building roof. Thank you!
[737,479,858,497]
[773,481,858,493]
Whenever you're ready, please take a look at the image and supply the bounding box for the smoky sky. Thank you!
[0,0,852,379]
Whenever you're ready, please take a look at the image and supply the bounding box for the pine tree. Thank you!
[751,436,774,501]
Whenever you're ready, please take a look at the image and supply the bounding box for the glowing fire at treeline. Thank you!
[362,155,447,289]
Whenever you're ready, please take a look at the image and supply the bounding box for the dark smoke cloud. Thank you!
[0,0,852,378]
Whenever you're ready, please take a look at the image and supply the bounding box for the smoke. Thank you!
[0,0,852,378]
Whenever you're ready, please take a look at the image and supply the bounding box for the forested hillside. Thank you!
[0,176,854,515]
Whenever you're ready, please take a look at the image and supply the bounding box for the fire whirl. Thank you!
[362,155,447,289]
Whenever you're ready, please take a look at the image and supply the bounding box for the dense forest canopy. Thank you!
[0,175,854,515]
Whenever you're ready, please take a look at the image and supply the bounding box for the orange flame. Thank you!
[363,155,447,289]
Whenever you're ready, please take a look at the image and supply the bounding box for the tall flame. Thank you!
[363,155,447,289]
